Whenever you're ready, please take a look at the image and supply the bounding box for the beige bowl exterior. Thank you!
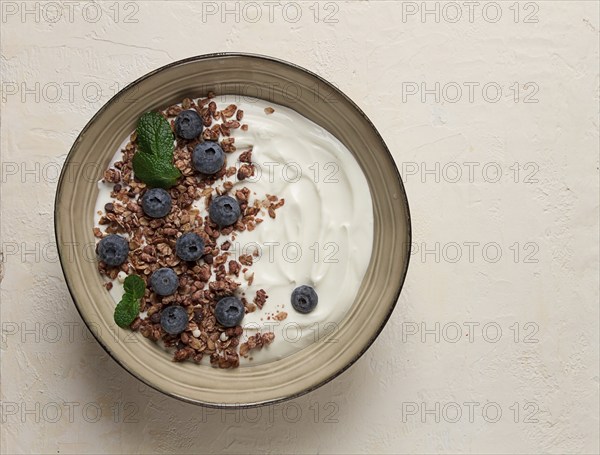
[55,53,411,407]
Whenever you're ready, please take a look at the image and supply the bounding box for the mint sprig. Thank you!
[132,111,181,189]
[123,273,145,299]
[114,274,146,328]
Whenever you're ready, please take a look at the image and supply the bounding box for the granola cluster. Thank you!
[94,94,284,368]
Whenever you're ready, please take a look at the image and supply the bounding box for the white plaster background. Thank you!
[1,1,599,454]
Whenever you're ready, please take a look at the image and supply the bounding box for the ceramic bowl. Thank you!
[55,53,411,407]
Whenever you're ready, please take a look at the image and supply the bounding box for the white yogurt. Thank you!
[94,96,374,365]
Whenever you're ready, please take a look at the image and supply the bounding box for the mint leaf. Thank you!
[123,274,145,300]
[114,274,145,328]
[114,294,140,328]
[136,112,175,159]
[132,152,181,189]
[132,111,181,189]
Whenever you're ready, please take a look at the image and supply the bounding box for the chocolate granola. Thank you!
[94,95,284,368]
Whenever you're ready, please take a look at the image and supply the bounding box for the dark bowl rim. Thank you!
[54,52,412,409]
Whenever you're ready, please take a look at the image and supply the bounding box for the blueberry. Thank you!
[97,234,129,267]
[176,232,205,262]
[192,141,225,175]
[291,285,318,314]
[141,188,172,218]
[160,306,188,335]
[214,296,244,327]
[175,110,203,140]
[149,267,179,296]
[209,195,241,227]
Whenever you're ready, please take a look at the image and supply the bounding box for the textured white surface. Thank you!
[1,1,599,454]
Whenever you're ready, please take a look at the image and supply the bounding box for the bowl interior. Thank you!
[55,54,410,407]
